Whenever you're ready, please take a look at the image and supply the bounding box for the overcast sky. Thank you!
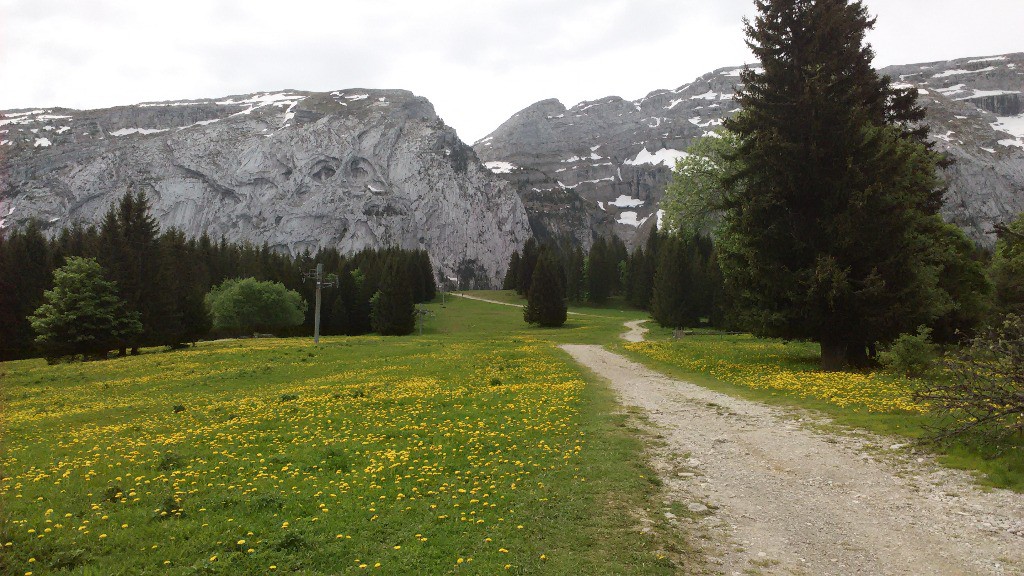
[2,0,1021,142]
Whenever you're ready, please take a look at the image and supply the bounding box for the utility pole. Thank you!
[303,263,338,345]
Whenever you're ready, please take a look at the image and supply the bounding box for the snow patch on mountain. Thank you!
[617,211,649,228]
[608,195,645,208]
[110,128,169,137]
[484,161,517,174]
[625,147,688,167]
[992,115,1024,139]
[932,66,996,79]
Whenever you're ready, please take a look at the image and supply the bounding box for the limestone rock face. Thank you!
[477,53,1024,249]
[880,55,1024,245]
[0,89,531,287]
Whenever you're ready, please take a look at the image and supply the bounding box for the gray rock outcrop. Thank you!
[477,53,1024,249]
[0,89,531,287]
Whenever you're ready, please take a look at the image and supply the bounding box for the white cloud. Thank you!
[0,0,1021,142]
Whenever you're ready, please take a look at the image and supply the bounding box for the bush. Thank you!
[205,278,306,336]
[878,326,937,378]
[915,314,1024,441]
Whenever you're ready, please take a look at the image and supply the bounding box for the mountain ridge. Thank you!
[475,53,1024,250]
[2,52,1021,277]
[0,88,531,288]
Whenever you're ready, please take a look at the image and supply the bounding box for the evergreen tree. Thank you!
[722,0,953,369]
[586,236,613,304]
[608,236,628,295]
[29,257,142,361]
[0,222,54,359]
[652,236,696,329]
[565,245,586,303]
[627,226,661,310]
[524,251,567,327]
[417,250,437,302]
[516,238,539,295]
[99,190,164,353]
[371,257,416,335]
[503,250,521,290]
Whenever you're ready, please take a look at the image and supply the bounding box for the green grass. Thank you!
[616,324,1024,492]
[0,293,697,575]
[457,292,1023,491]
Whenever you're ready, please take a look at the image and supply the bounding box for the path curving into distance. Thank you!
[451,294,1024,574]
[620,319,649,342]
[561,344,1024,575]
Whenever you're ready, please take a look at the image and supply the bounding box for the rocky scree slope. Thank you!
[0,89,531,287]
[476,53,1024,250]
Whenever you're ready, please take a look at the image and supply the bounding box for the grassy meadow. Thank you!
[0,294,693,576]
[4,289,1021,575]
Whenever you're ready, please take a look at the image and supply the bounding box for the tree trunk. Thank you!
[846,341,871,370]
[820,341,847,371]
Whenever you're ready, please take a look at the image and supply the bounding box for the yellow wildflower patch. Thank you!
[626,336,927,414]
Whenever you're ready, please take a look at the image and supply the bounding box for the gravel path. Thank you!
[621,319,649,342]
[561,343,1024,575]
[451,292,598,317]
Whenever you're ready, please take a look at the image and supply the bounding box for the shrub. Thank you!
[878,326,937,378]
[205,277,306,336]
[915,314,1024,441]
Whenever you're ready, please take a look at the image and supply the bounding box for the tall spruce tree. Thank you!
[565,245,586,303]
[503,250,521,290]
[586,237,613,304]
[723,0,954,369]
[99,190,164,354]
[516,238,539,295]
[524,250,567,328]
[371,257,416,336]
[652,235,700,329]
[0,222,53,360]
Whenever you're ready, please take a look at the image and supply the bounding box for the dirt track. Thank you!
[561,343,1024,575]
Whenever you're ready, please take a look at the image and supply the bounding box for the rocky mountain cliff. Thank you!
[0,89,531,288]
[476,53,1024,250]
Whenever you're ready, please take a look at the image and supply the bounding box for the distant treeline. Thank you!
[503,229,724,329]
[0,192,436,361]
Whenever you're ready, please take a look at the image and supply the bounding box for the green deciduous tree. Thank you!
[990,212,1024,316]
[916,314,1024,441]
[205,277,306,336]
[524,250,567,327]
[661,130,743,239]
[29,257,142,361]
[721,0,963,370]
